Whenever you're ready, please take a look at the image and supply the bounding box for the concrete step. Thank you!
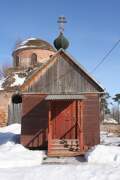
[48,150,84,157]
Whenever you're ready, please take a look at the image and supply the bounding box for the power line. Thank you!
[91,39,120,73]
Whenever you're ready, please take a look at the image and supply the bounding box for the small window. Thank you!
[31,53,37,66]
[15,56,19,67]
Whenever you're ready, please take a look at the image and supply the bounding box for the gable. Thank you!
[21,50,104,93]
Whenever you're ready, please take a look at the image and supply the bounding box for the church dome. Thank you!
[12,37,55,69]
[13,38,55,55]
[54,33,69,50]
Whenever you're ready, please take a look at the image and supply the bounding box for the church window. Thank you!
[15,56,19,67]
[31,53,37,65]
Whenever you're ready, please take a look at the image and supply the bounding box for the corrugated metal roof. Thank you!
[45,94,86,100]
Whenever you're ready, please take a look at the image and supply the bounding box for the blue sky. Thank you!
[0,0,120,97]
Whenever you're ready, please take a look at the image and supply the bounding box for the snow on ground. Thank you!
[11,74,26,87]
[85,131,120,164]
[0,124,120,179]
[0,163,120,180]
[0,124,45,168]
[86,145,120,164]
[0,123,20,144]
[0,123,21,134]
[101,131,120,146]
[104,118,118,124]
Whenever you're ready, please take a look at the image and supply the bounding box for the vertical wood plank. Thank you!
[25,56,98,93]
[79,100,84,151]
[48,101,52,153]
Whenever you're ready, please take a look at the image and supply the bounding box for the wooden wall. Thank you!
[21,94,48,148]
[82,94,100,147]
[21,93,101,150]
[25,55,101,93]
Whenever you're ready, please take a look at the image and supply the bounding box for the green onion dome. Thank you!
[54,33,69,50]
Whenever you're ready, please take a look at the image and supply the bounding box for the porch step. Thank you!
[49,139,80,155]
[51,144,79,148]
[50,147,80,151]
[52,139,79,143]
[48,150,84,157]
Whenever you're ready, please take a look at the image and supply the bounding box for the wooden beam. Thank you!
[48,101,52,153]
[79,100,84,151]
[75,100,78,139]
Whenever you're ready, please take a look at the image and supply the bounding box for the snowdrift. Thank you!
[0,124,45,168]
[86,145,120,164]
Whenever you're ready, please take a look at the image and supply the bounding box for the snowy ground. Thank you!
[0,124,45,169]
[0,124,120,180]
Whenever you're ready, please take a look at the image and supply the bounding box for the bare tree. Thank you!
[113,93,120,123]
[0,63,12,78]
[101,92,111,122]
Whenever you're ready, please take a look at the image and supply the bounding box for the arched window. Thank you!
[31,53,37,66]
[12,93,22,104]
[15,56,19,67]
[8,92,22,124]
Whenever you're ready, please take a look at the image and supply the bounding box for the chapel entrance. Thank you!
[46,95,85,156]
[51,101,77,139]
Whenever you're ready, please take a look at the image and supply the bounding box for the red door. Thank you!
[51,100,77,139]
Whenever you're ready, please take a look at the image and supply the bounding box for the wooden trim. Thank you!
[79,100,84,151]
[75,100,78,139]
[48,101,52,153]
[22,92,105,95]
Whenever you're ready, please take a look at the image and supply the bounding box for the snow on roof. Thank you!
[0,78,5,90]
[14,44,52,52]
[20,38,38,46]
[15,45,40,51]
[13,37,55,54]
[11,74,26,87]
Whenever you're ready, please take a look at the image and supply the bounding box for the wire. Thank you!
[91,39,120,73]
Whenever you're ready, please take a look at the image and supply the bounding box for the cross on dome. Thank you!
[57,16,67,33]
[53,16,69,50]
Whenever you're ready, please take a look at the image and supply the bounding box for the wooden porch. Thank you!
[46,95,86,157]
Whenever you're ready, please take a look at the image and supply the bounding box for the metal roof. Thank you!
[45,94,86,100]
[12,38,56,56]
